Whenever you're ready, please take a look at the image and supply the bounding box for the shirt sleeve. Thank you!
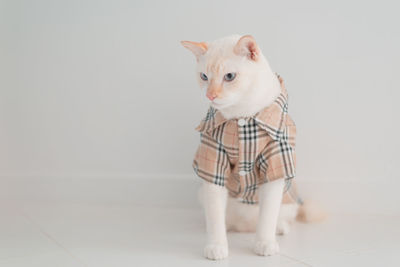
[258,121,296,182]
[192,132,231,186]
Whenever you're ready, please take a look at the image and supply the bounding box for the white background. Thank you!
[0,1,399,266]
[1,0,399,187]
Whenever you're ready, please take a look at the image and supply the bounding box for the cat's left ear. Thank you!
[234,35,260,61]
[181,41,208,60]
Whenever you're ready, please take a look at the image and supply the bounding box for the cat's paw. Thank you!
[276,220,290,235]
[253,240,280,256]
[204,243,228,260]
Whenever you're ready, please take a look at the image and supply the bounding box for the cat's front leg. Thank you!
[254,179,285,256]
[202,181,228,260]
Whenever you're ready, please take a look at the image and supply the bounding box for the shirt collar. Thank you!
[195,81,289,141]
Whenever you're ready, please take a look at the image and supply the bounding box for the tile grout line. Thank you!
[18,209,89,267]
[281,253,313,267]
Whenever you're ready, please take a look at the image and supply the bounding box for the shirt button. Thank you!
[239,170,247,176]
[238,119,246,126]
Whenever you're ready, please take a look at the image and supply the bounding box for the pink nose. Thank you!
[206,93,216,101]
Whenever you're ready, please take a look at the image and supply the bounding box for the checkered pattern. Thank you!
[193,76,301,204]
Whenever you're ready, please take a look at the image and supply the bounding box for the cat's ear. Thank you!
[181,41,208,60]
[234,35,260,61]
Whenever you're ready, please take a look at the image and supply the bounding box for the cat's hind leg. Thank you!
[276,203,299,235]
[226,197,258,232]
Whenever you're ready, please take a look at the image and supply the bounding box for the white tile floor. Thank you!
[1,177,399,267]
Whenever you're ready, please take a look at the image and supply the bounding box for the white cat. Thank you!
[182,35,323,260]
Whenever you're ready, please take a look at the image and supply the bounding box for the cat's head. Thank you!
[181,35,269,110]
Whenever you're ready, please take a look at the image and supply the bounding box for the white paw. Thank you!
[253,240,280,256]
[276,220,290,235]
[204,243,228,260]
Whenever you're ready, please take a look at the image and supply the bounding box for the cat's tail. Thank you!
[296,199,327,223]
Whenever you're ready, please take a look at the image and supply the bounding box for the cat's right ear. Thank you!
[181,41,208,60]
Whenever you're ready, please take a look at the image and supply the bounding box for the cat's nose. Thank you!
[206,94,216,101]
[206,91,217,101]
[206,83,221,101]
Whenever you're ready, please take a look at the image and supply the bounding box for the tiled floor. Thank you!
[1,177,399,266]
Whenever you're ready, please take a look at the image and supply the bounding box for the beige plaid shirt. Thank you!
[193,77,300,204]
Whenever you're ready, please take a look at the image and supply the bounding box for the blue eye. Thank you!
[224,72,236,81]
[200,72,208,81]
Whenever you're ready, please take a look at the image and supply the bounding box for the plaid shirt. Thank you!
[193,77,300,204]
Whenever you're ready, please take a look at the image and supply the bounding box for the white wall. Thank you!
[1,0,399,185]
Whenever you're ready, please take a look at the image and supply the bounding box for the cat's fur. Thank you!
[182,35,322,260]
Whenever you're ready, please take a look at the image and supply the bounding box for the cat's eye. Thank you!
[200,72,208,81]
[224,72,236,82]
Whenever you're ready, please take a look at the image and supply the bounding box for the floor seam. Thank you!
[18,209,89,267]
[281,253,313,267]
